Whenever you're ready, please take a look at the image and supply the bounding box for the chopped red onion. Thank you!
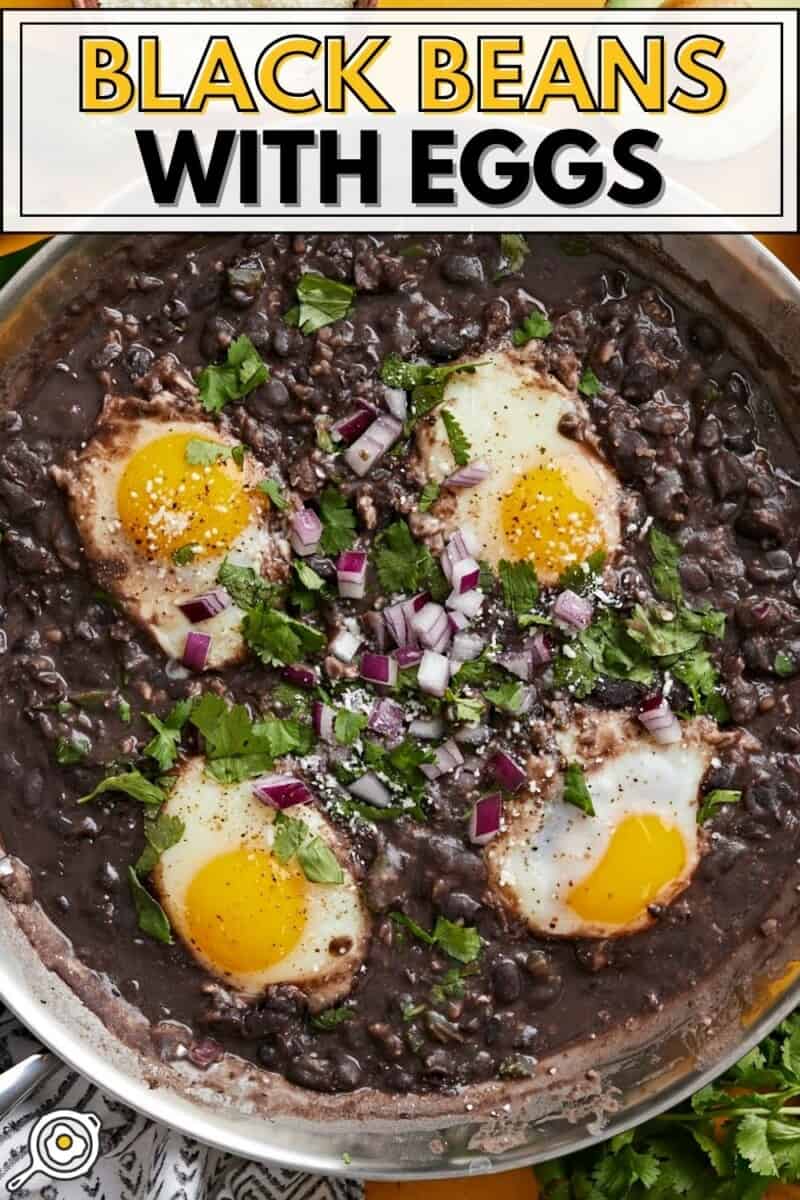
[290,507,322,557]
[177,589,230,624]
[530,633,552,667]
[638,694,682,744]
[452,632,485,662]
[348,771,392,808]
[455,722,490,745]
[383,386,408,422]
[441,528,480,583]
[489,750,527,793]
[330,628,362,664]
[469,793,503,845]
[452,557,481,595]
[446,588,485,618]
[253,774,312,809]
[368,698,405,738]
[418,650,449,697]
[411,602,452,653]
[420,737,464,780]
[282,663,319,689]
[552,589,594,632]
[395,647,423,669]
[408,716,445,739]
[363,610,388,651]
[498,651,532,683]
[336,550,368,600]
[448,611,470,635]
[383,593,428,648]
[344,415,403,478]
[445,461,491,489]
[182,631,211,671]
[312,701,336,743]
[331,406,376,445]
[360,652,398,687]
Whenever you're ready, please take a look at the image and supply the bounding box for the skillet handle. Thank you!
[0,1051,60,1120]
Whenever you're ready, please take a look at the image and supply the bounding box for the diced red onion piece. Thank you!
[331,406,376,445]
[363,610,388,651]
[452,557,481,595]
[253,774,312,809]
[411,602,451,653]
[177,588,231,624]
[420,737,465,781]
[638,694,682,744]
[452,632,485,662]
[183,631,211,671]
[344,415,403,478]
[441,528,480,583]
[348,771,392,808]
[530,633,552,667]
[336,550,368,600]
[383,386,408,422]
[408,716,445,739]
[448,611,470,635]
[394,647,423,669]
[290,507,322,557]
[368,698,405,738]
[360,652,398,687]
[498,651,532,683]
[282,663,319,689]
[418,650,449,697]
[489,750,527,793]
[312,701,336,743]
[455,723,490,745]
[330,628,362,664]
[469,793,503,845]
[446,588,485,617]
[445,461,491,489]
[383,600,410,647]
[552,589,594,632]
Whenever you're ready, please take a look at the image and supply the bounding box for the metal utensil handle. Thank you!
[0,1051,59,1120]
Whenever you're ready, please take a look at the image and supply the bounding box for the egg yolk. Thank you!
[117,432,253,561]
[185,845,307,975]
[568,814,687,927]
[500,463,605,582]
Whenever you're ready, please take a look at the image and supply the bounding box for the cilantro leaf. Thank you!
[484,679,527,714]
[578,366,602,397]
[56,732,91,766]
[499,559,539,615]
[318,487,357,556]
[496,233,530,278]
[390,911,437,945]
[172,544,198,566]
[143,699,193,772]
[736,1113,778,1178]
[512,310,552,346]
[557,549,606,595]
[79,769,166,808]
[135,811,185,876]
[698,788,742,824]
[390,912,481,963]
[563,762,595,816]
[128,867,172,944]
[650,526,684,606]
[334,709,368,746]
[285,272,355,334]
[373,520,447,599]
[672,649,729,720]
[185,438,234,467]
[446,691,486,725]
[440,409,471,467]
[258,478,288,510]
[242,606,326,669]
[216,558,273,609]
[272,812,344,884]
[118,697,132,724]
[379,355,485,429]
[554,608,653,699]
[418,481,440,512]
[273,811,309,863]
[198,334,268,414]
[189,694,274,782]
[311,1007,353,1031]
[775,651,796,678]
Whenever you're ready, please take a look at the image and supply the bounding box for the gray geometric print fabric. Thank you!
[0,1006,363,1200]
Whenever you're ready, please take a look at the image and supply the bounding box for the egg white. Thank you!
[417,348,622,585]
[152,757,370,1010]
[486,710,718,939]
[55,395,282,669]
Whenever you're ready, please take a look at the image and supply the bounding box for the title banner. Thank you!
[1,8,797,232]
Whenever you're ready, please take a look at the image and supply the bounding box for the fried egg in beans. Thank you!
[486,711,720,939]
[55,395,279,669]
[152,758,370,1010]
[418,349,622,585]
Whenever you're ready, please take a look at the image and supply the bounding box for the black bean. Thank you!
[621,361,659,403]
[708,450,747,499]
[126,344,155,378]
[438,891,482,923]
[689,317,724,356]
[440,254,484,286]
[287,1053,337,1092]
[491,958,522,1005]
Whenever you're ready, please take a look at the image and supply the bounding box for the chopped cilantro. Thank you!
[649,526,684,606]
[336,795,423,824]
[190,693,312,783]
[79,769,166,808]
[440,409,471,467]
[496,233,530,278]
[698,788,742,825]
[390,913,481,964]
[242,606,326,669]
[311,1007,353,1031]
[430,965,472,1005]
[216,558,273,609]
[446,691,486,725]
[379,354,484,429]
[258,478,288,510]
[318,487,357,556]
[184,438,238,467]
[578,366,602,397]
[499,559,539,615]
[118,697,132,724]
[198,334,268,414]
[55,732,91,766]
[402,1002,427,1023]
[484,679,527,714]
[272,811,309,862]
[512,310,552,346]
[334,709,368,746]
[272,812,344,884]
[672,649,729,721]
[775,651,796,678]
[128,867,172,944]
[554,608,653,699]
[451,651,498,689]
[558,549,606,594]
[563,762,595,816]
[143,699,193,771]
[135,811,185,876]
[172,544,198,566]
[373,520,447,600]
[285,272,356,334]
[292,559,326,595]
[627,603,725,660]
[315,421,336,454]
[418,481,440,512]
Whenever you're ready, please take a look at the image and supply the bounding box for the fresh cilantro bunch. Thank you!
[538,1013,800,1197]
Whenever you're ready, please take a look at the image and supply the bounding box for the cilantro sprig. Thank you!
[198,334,268,414]
[373,520,447,599]
[285,272,355,334]
[512,310,552,345]
[440,409,471,467]
[390,912,481,964]
[379,354,485,429]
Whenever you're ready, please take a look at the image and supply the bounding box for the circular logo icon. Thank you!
[6,1109,101,1192]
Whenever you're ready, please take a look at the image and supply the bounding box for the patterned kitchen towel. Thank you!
[0,1006,363,1200]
